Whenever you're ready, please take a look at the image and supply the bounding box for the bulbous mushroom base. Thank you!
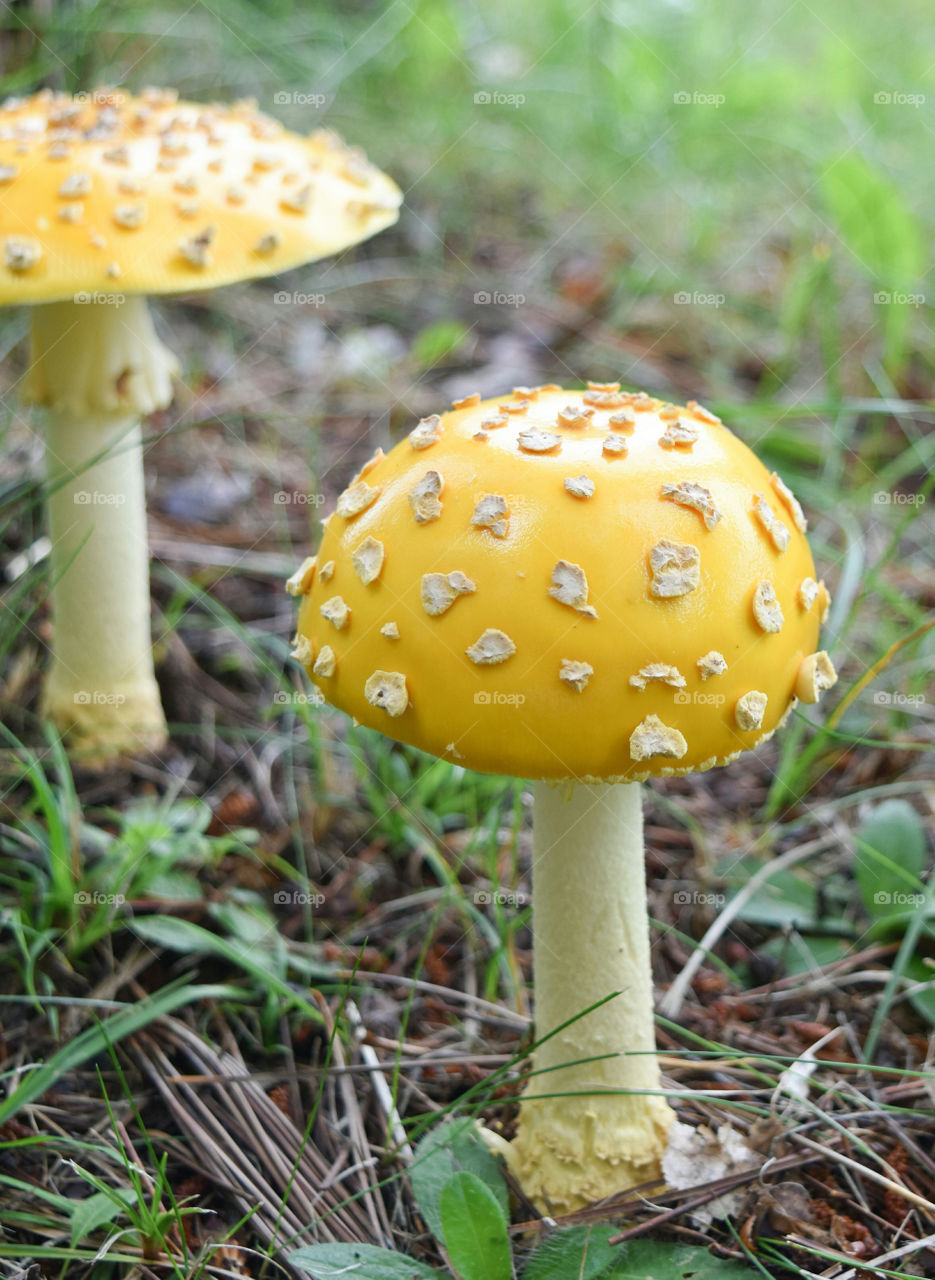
[511,1092,674,1213]
[41,674,167,766]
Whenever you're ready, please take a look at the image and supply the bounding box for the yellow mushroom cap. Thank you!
[292,384,835,782]
[0,86,401,303]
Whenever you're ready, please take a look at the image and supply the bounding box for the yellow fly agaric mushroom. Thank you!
[288,382,837,1212]
[0,86,401,762]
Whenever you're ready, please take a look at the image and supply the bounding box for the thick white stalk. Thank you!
[29,296,177,761]
[41,411,165,756]
[511,780,675,1211]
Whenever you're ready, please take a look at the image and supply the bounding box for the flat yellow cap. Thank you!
[291,384,836,782]
[0,86,401,304]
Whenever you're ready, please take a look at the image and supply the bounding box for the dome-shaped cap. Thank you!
[0,86,401,304]
[291,384,836,782]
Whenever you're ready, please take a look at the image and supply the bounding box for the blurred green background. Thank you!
[2,0,934,399]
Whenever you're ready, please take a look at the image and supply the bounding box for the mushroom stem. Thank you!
[511,779,675,1211]
[28,297,177,762]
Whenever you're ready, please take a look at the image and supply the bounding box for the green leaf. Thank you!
[821,153,924,367]
[131,915,216,952]
[759,934,854,977]
[439,1171,511,1280]
[523,1230,756,1280]
[606,1240,758,1279]
[855,799,928,919]
[70,1188,136,1246]
[208,900,279,946]
[822,153,924,286]
[411,1117,509,1243]
[412,320,469,369]
[721,857,818,929]
[289,1242,442,1278]
[523,1224,620,1279]
[143,870,203,901]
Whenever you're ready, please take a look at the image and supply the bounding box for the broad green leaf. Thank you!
[760,934,854,977]
[131,915,219,952]
[606,1240,758,1278]
[70,1188,136,1246]
[412,320,469,369]
[144,870,203,901]
[821,153,924,367]
[411,1117,509,1242]
[822,153,923,286]
[439,1171,511,1280]
[523,1224,619,1279]
[855,799,927,919]
[404,0,463,75]
[208,900,280,946]
[721,857,819,929]
[289,1242,441,1278]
